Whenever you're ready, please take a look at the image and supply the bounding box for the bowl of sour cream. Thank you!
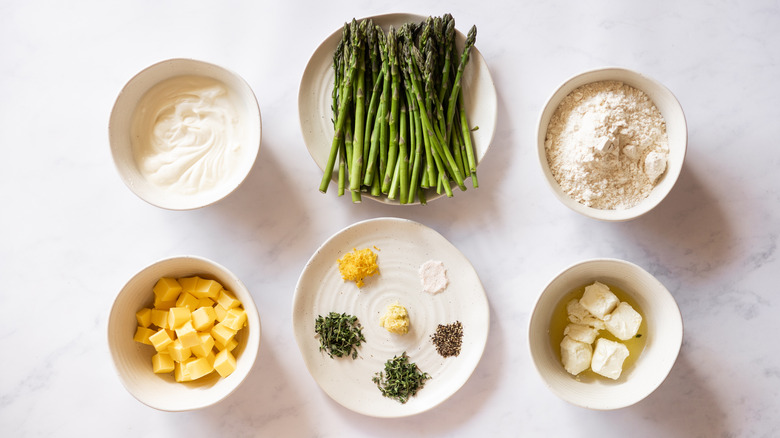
[110,58,262,210]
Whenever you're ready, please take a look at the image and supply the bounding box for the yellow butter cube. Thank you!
[223,307,247,331]
[153,295,177,311]
[174,361,192,382]
[214,303,228,322]
[152,352,175,374]
[175,292,200,312]
[186,357,214,380]
[149,328,174,352]
[136,308,152,327]
[191,306,217,332]
[168,307,191,329]
[150,309,169,329]
[153,277,182,302]
[176,321,200,349]
[191,333,215,358]
[216,289,241,310]
[205,349,216,366]
[168,339,192,363]
[194,278,223,299]
[213,349,236,378]
[215,337,238,352]
[133,326,155,345]
[177,276,200,294]
[211,322,236,346]
[198,297,215,308]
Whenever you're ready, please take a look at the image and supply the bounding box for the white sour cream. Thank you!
[131,75,245,195]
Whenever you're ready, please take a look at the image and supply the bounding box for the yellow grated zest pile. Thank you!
[337,247,379,288]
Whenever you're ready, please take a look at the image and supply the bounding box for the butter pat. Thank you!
[213,349,236,378]
[560,335,592,375]
[168,307,191,329]
[591,338,630,380]
[186,357,213,380]
[176,292,200,312]
[191,306,217,331]
[216,289,241,310]
[152,352,175,374]
[604,302,643,341]
[133,326,155,345]
[153,277,182,302]
[194,278,222,299]
[136,308,152,327]
[149,328,174,352]
[175,321,201,349]
[579,282,619,319]
[222,308,247,331]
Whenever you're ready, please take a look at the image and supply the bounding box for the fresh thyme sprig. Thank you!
[315,312,366,359]
[372,352,431,403]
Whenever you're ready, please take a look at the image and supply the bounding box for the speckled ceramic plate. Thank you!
[292,217,489,417]
[298,13,497,204]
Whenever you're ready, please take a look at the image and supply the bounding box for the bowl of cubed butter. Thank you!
[108,255,261,411]
[527,258,682,410]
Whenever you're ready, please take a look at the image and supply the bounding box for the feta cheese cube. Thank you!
[604,302,643,341]
[564,323,599,344]
[560,336,592,375]
[579,282,619,319]
[591,338,630,380]
[566,299,606,330]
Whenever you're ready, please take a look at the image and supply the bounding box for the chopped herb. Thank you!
[314,312,365,359]
[372,352,430,403]
[431,321,463,357]
[636,334,642,338]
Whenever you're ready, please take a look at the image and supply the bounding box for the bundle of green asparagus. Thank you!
[318,14,479,204]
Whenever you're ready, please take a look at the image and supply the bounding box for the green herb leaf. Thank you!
[372,352,430,403]
[314,312,365,359]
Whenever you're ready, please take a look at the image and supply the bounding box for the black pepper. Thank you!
[431,321,463,357]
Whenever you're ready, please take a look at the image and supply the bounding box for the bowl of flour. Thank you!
[537,68,687,221]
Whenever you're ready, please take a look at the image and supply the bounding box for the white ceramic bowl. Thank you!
[528,258,683,410]
[108,256,261,411]
[298,13,497,205]
[109,58,262,210]
[537,67,687,221]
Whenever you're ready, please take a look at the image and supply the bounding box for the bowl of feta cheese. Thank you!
[528,258,683,410]
[537,67,687,221]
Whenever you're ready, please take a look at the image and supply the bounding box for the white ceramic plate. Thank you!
[292,218,489,417]
[298,13,497,204]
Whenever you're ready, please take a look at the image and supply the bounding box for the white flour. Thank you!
[545,80,669,210]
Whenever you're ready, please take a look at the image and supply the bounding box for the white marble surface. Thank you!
[1,1,778,436]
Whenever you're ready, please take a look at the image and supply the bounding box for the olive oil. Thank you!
[549,282,647,381]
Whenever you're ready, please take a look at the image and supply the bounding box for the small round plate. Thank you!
[298,13,497,204]
[292,218,489,417]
